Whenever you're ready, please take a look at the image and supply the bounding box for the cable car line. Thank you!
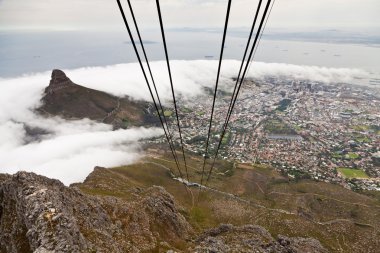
[117,0,275,189]
[116,0,184,180]
[199,0,233,187]
[125,0,183,176]
[246,0,276,77]
[156,0,191,182]
[223,0,263,132]
[206,0,273,184]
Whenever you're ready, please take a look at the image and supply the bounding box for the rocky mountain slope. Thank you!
[192,224,328,253]
[0,170,330,253]
[77,153,380,253]
[0,171,192,253]
[38,69,158,129]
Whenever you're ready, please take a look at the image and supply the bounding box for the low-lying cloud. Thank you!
[66,60,369,102]
[0,60,369,185]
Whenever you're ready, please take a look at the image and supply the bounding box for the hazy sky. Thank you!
[0,0,379,31]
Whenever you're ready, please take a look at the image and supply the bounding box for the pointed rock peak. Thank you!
[51,69,70,83]
[47,69,74,93]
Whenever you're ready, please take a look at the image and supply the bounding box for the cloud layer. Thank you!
[61,60,369,102]
[0,60,369,184]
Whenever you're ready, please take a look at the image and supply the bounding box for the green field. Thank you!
[344,152,360,159]
[276,99,292,111]
[331,152,343,159]
[337,168,369,179]
[221,131,231,145]
[352,124,380,136]
[182,107,193,113]
[164,110,173,117]
[264,118,297,135]
[352,125,370,131]
[355,137,371,143]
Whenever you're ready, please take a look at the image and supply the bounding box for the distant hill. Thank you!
[38,69,158,128]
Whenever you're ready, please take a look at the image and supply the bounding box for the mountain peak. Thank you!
[46,69,74,93]
[51,69,68,80]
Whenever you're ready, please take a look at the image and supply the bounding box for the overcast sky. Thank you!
[0,0,379,31]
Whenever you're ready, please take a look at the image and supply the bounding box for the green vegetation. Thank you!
[337,168,369,179]
[368,125,380,135]
[371,125,380,132]
[264,118,297,135]
[331,152,343,159]
[276,99,292,112]
[156,109,174,117]
[352,125,370,131]
[164,110,173,117]
[352,124,380,134]
[344,152,360,160]
[355,136,371,143]
[188,135,207,144]
[196,111,205,116]
[182,107,193,113]
[122,118,129,128]
[349,131,372,143]
[189,207,209,225]
[286,169,311,181]
[221,131,231,145]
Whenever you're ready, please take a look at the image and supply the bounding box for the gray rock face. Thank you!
[0,172,89,253]
[0,171,329,253]
[0,172,192,253]
[192,224,329,253]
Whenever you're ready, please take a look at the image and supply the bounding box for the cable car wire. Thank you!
[116,0,184,179]
[223,0,263,131]
[199,0,233,187]
[246,0,276,77]
[203,0,264,184]
[156,0,190,182]
[206,0,273,184]
[125,0,183,175]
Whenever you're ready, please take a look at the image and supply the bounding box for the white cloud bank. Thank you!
[0,125,162,185]
[50,60,368,102]
[0,60,369,185]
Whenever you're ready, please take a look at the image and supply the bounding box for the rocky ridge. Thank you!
[192,224,328,253]
[0,171,329,253]
[0,171,192,253]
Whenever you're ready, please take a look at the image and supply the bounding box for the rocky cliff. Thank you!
[192,224,328,253]
[0,171,192,253]
[0,171,330,253]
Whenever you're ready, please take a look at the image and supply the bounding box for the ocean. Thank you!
[1,30,379,86]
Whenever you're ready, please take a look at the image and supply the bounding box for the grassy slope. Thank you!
[77,152,380,253]
[338,167,369,179]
